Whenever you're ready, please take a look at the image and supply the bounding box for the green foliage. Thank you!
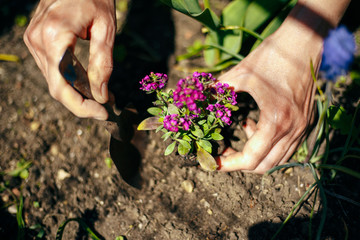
[138,72,237,171]
[268,67,360,239]
[56,218,103,240]
[162,0,297,72]
[105,157,113,169]
[327,106,354,135]
[15,15,28,27]
[2,158,32,180]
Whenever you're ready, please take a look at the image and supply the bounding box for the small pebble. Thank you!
[200,198,210,208]
[181,180,194,193]
[30,121,41,131]
[57,169,71,181]
[207,209,213,215]
[76,129,83,136]
[8,205,17,214]
[50,144,59,156]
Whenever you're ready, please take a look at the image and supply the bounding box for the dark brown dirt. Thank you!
[1,1,359,240]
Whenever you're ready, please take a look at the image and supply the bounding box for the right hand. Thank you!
[24,0,116,120]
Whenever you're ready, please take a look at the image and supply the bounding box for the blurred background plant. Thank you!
[267,25,360,240]
[0,158,45,239]
[161,0,297,72]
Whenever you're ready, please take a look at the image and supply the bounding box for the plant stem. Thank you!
[271,182,317,240]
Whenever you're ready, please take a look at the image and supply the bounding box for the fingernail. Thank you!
[242,119,247,128]
[215,156,222,170]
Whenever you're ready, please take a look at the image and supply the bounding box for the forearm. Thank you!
[279,0,351,40]
[269,0,350,68]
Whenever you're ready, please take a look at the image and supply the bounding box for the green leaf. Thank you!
[178,144,191,155]
[16,195,25,240]
[327,106,353,135]
[202,123,210,135]
[177,140,192,156]
[147,107,163,116]
[214,128,222,134]
[165,141,176,156]
[183,135,192,142]
[161,131,173,141]
[56,218,102,240]
[218,0,251,61]
[224,103,239,111]
[19,170,29,179]
[137,117,163,130]
[191,127,204,138]
[196,143,218,172]
[160,0,220,31]
[198,139,212,153]
[155,125,164,133]
[211,132,224,141]
[176,139,192,149]
[198,119,207,125]
[244,0,290,31]
[167,104,179,115]
[207,114,215,124]
[105,157,112,169]
[7,160,32,177]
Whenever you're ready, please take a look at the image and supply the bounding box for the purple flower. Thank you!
[173,76,206,113]
[207,103,232,125]
[320,25,356,81]
[163,114,193,132]
[211,83,237,105]
[140,72,168,92]
[163,114,179,132]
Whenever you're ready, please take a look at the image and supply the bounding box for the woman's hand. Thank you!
[24,0,116,120]
[216,0,351,174]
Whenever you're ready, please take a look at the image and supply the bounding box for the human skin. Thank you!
[23,0,116,120]
[216,0,351,173]
[24,0,350,174]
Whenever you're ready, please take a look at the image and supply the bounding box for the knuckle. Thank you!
[42,20,60,39]
[23,27,37,47]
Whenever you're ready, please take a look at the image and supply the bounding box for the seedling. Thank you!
[138,72,238,171]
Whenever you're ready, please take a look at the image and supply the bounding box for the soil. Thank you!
[1,0,359,240]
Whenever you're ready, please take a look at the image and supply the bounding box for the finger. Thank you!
[44,32,108,120]
[217,125,276,172]
[48,66,108,120]
[88,18,115,104]
[221,147,237,157]
[252,136,295,174]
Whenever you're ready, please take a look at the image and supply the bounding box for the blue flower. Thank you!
[320,25,356,81]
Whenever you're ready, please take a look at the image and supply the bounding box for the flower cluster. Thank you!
[206,103,232,125]
[138,71,239,161]
[140,72,168,92]
[172,73,212,113]
[163,114,193,132]
[211,82,237,106]
[320,25,356,81]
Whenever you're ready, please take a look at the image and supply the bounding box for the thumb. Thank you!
[88,20,115,104]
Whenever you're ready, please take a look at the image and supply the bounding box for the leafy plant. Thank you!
[137,72,238,171]
[268,25,359,239]
[160,0,297,72]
